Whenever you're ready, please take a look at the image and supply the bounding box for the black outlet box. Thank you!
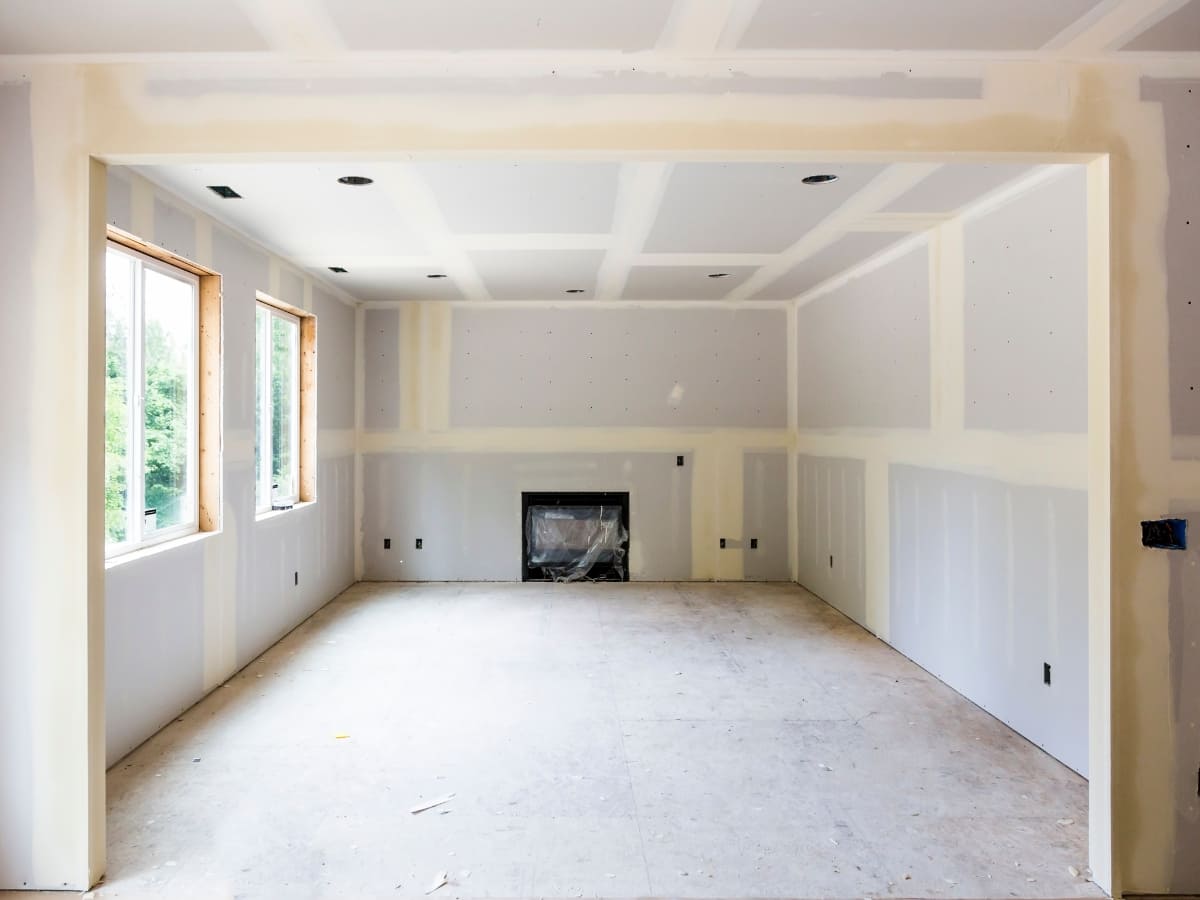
[1142,518,1187,550]
[415,538,423,549]
[750,538,758,549]
[384,538,391,549]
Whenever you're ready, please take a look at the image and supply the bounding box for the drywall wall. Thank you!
[362,451,691,580]
[963,167,1089,432]
[743,451,791,581]
[794,241,931,428]
[890,465,1089,774]
[793,168,1091,777]
[0,79,42,892]
[450,306,788,428]
[795,454,867,624]
[360,302,791,581]
[102,168,357,765]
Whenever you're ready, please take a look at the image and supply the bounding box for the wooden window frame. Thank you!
[107,225,222,543]
[255,291,317,515]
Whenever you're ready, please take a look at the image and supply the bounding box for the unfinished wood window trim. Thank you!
[106,225,223,539]
[256,291,317,509]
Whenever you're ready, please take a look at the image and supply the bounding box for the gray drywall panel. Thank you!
[1142,80,1200,444]
[888,465,1088,775]
[963,167,1088,433]
[450,306,787,428]
[279,268,305,310]
[795,243,931,428]
[795,455,867,624]
[105,540,206,762]
[212,226,269,433]
[1122,0,1200,51]
[363,307,401,430]
[0,80,36,887]
[107,169,132,231]
[884,164,1037,214]
[329,0,674,51]
[737,0,1104,50]
[362,452,692,581]
[644,162,887,254]
[621,265,759,300]
[743,451,791,581]
[153,196,196,261]
[754,231,906,300]
[413,161,620,234]
[1166,504,1200,891]
[312,289,356,430]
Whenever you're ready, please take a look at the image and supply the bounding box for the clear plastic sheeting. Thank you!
[525,505,628,582]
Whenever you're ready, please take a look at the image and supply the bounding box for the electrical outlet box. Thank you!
[676,455,684,467]
[719,538,726,549]
[750,538,758,549]
[1142,518,1187,550]
[294,571,299,586]
[415,538,423,549]
[1043,662,1052,685]
[384,538,391,549]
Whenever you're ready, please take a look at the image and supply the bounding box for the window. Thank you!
[256,301,301,512]
[105,241,200,555]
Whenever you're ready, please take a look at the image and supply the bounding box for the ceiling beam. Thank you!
[594,163,673,302]
[374,168,492,303]
[1042,0,1194,52]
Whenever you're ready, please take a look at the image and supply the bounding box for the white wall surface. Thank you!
[792,168,1091,775]
[102,169,357,765]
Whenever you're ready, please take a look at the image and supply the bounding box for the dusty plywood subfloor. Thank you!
[92,582,1098,899]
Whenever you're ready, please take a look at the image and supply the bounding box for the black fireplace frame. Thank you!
[521,491,630,582]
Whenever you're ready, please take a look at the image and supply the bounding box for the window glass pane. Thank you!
[255,306,269,511]
[105,250,134,545]
[142,268,195,533]
[271,314,299,503]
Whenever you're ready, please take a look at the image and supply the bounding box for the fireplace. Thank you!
[521,491,630,582]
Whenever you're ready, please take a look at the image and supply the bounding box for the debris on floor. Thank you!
[1057,817,1075,826]
[410,793,456,814]
[425,871,448,894]
[334,733,350,740]
[1069,865,1081,878]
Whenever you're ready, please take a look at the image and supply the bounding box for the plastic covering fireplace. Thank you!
[521,492,630,582]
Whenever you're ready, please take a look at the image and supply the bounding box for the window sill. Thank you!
[105,529,219,570]
[255,500,317,523]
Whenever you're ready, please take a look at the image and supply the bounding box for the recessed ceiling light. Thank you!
[565,289,586,294]
[802,174,839,185]
[337,175,374,186]
[328,266,348,274]
[426,274,448,279]
[707,273,731,279]
[207,185,242,199]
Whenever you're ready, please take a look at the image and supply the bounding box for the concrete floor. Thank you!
[90,582,1097,899]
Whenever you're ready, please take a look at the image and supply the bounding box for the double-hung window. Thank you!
[256,301,301,513]
[105,242,200,556]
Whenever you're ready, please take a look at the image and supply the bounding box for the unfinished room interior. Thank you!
[0,0,1198,897]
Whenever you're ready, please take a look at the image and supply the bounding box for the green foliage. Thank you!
[104,315,189,543]
[143,320,188,528]
[105,318,128,543]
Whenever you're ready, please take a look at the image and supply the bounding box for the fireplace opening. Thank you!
[521,491,630,582]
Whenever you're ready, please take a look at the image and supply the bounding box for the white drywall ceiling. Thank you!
[133,160,1059,303]
[0,0,1191,57]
